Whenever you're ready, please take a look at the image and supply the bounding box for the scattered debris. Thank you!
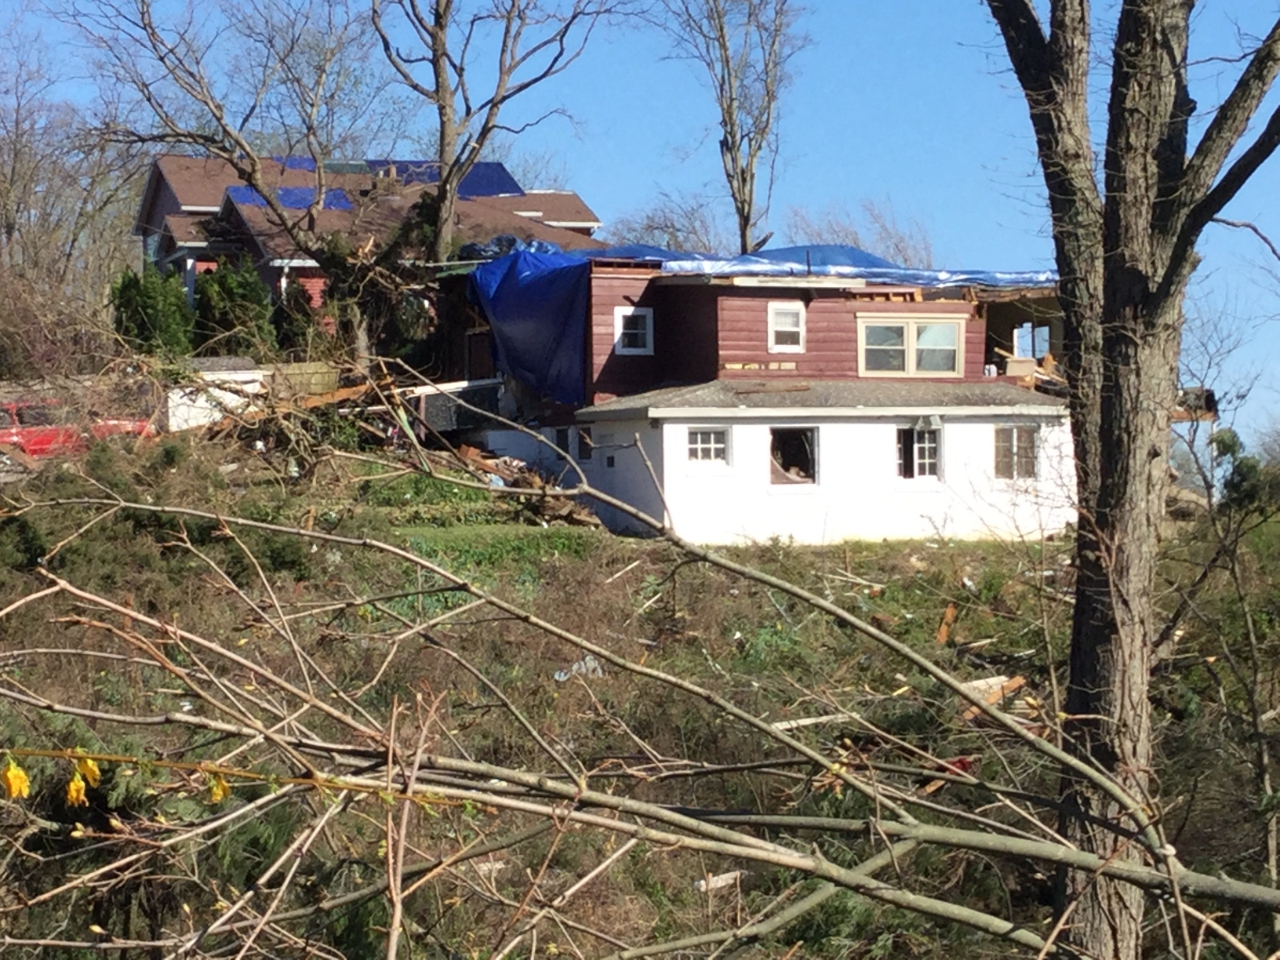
[695,870,744,893]
[958,675,1026,722]
[771,713,858,732]
[935,602,959,644]
[553,654,604,682]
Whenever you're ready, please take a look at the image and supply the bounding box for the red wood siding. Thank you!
[587,269,658,402]
[716,291,981,381]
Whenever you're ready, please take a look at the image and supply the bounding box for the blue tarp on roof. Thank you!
[224,185,354,211]
[470,250,590,405]
[271,156,318,171]
[366,160,524,198]
[659,245,1057,288]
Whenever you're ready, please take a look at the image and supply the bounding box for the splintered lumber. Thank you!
[958,675,1026,722]
[935,601,959,644]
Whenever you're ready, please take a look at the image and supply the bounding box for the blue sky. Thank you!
[497,2,1280,439]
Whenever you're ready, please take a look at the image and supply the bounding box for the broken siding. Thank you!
[652,285,719,385]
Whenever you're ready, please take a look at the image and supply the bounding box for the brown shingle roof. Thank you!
[227,184,605,261]
[472,191,600,229]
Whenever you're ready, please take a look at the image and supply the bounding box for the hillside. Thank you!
[0,435,1276,959]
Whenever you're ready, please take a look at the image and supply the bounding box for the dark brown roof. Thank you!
[227,185,605,261]
[163,214,209,245]
[578,379,1067,418]
[155,155,325,208]
[473,191,600,229]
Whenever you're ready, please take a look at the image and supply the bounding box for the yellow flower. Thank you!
[1,757,30,799]
[207,772,230,804]
[66,771,89,807]
[76,756,102,788]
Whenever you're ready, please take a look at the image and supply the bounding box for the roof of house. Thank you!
[137,153,603,254]
[577,379,1067,419]
[475,190,601,229]
[225,184,605,262]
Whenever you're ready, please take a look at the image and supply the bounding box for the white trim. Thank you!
[543,220,603,229]
[511,210,544,217]
[613,306,654,356]
[581,404,1066,422]
[269,258,321,268]
[858,314,965,378]
[767,301,806,354]
[180,205,221,213]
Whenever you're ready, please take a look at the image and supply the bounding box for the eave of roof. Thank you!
[576,379,1067,421]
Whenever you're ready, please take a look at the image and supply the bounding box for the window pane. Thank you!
[916,347,958,372]
[916,429,939,476]
[773,309,801,330]
[865,325,905,348]
[994,427,1013,479]
[773,328,802,346]
[865,347,906,371]
[1016,427,1037,478]
[915,324,957,348]
[897,428,914,478]
[688,429,727,461]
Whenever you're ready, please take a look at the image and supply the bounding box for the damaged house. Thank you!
[132,154,605,311]
[464,244,1088,544]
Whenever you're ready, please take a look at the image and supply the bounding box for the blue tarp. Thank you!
[470,251,590,405]
[224,185,354,211]
[366,160,524,198]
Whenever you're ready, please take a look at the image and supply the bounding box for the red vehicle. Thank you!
[0,398,155,459]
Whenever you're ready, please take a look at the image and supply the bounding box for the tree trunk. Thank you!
[1058,290,1183,959]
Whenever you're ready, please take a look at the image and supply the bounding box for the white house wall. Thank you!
[646,416,1076,544]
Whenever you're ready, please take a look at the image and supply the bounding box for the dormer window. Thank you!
[768,301,805,353]
[614,306,653,355]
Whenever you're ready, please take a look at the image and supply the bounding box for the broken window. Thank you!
[577,426,593,461]
[688,428,728,461]
[770,427,816,484]
[768,302,805,353]
[995,426,1038,479]
[898,428,940,478]
[614,306,653,355]
[915,323,959,372]
[1014,322,1051,358]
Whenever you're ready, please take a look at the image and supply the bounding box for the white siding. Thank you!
[646,415,1076,544]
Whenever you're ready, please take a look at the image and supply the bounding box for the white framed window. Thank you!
[688,428,729,462]
[768,301,806,353]
[614,306,654,355]
[859,316,964,377]
[995,426,1038,479]
[577,426,593,461]
[898,427,940,479]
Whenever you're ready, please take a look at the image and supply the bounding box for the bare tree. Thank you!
[63,0,416,359]
[604,188,731,252]
[785,199,933,268]
[0,4,145,377]
[984,3,1280,955]
[655,0,807,255]
[371,0,621,262]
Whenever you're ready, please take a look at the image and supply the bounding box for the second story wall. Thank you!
[717,291,982,380]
